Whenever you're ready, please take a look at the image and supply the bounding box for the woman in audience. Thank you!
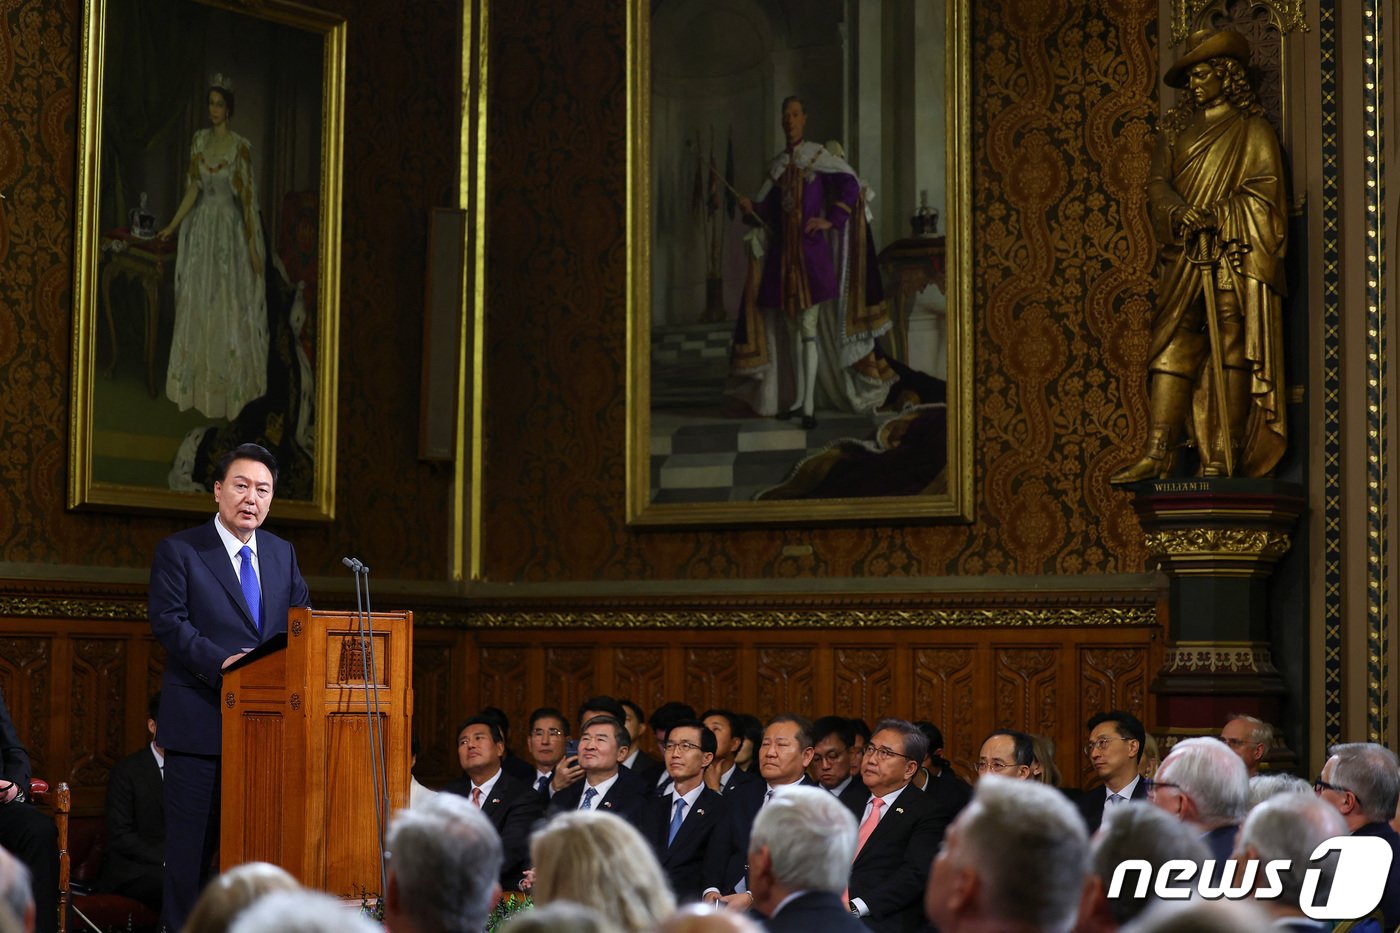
[183,861,299,933]
[1029,734,1062,786]
[530,811,675,933]
[735,714,763,772]
[502,901,620,933]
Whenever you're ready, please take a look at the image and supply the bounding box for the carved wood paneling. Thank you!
[913,647,978,776]
[411,639,457,786]
[682,646,740,713]
[995,647,1060,735]
[834,647,894,724]
[1077,646,1152,785]
[70,637,127,785]
[0,637,52,776]
[756,647,814,716]
[543,644,596,725]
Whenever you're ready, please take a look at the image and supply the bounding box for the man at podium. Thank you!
[148,443,310,933]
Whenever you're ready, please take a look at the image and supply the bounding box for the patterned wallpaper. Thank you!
[481,0,1160,581]
[0,0,455,579]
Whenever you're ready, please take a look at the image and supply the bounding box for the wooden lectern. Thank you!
[220,608,413,897]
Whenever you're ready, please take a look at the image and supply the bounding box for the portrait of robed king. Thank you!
[147,440,413,933]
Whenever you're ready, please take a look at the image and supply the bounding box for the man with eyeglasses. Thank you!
[975,730,1035,781]
[525,707,570,798]
[1219,714,1271,777]
[843,719,947,931]
[1075,710,1149,833]
[1147,736,1247,869]
[640,720,728,901]
[810,716,859,798]
[1315,742,1400,930]
[701,713,818,909]
[441,715,545,891]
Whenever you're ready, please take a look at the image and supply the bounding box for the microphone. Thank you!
[342,556,365,573]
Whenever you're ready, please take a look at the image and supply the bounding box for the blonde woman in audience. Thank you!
[1138,732,1160,780]
[183,861,298,933]
[1029,733,1062,786]
[227,889,382,933]
[658,903,765,933]
[530,810,675,933]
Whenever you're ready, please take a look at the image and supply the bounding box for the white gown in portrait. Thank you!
[166,128,268,420]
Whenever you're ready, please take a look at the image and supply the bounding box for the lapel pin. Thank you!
[895,807,905,814]
[491,798,502,804]
[696,808,705,816]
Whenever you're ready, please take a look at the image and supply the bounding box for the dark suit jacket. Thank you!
[844,784,945,933]
[501,751,536,784]
[149,518,309,755]
[638,786,727,902]
[1354,821,1400,931]
[0,689,32,800]
[443,769,545,890]
[546,767,649,822]
[843,770,968,856]
[97,746,165,896]
[719,765,760,796]
[626,749,667,788]
[762,891,867,933]
[703,776,820,895]
[1074,777,1148,834]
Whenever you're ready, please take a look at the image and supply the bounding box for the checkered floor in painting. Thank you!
[649,322,888,502]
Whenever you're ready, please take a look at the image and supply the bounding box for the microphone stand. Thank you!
[343,556,390,904]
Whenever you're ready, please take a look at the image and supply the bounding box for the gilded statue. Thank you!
[1112,29,1288,484]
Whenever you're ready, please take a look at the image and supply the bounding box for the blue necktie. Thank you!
[238,545,262,632]
[667,798,686,846]
[580,787,598,810]
[535,775,550,794]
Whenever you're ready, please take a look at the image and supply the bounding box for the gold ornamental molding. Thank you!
[0,596,146,621]
[431,606,1159,630]
[1172,0,1307,45]
[1143,528,1293,558]
[1161,640,1280,676]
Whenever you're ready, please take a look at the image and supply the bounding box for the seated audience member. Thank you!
[0,846,33,933]
[97,692,165,911]
[1147,736,1248,864]
[526,707,570,796]
[1247,772,1310,808]
[442,714,545,890]
[976,730,1035,781]
[1316,742,1400,930]
[478,706,537,783]
[184,861,299,933]
[1234,792,1347,932]
[909,722,974,816]
[925,776,1089,933]
[227,889,382,933]
[552,697,629,795]
[1219,714,1273,778]
[640,720,728,901]
[845,719,946,931]
[744,786,864,931]
[1029,733,1064,787]
[849,719,872,778]
[700,710,757,796]
[1077,710,1149,833]
[619,699,666,786]
[1138,733,1161,781]
[409,735,436,808]
[810,716,859,797]
[1121,899,1273,932]
[658,903,764,933]
[531,810,675,933]
[546,716,648,821]
[1074,798,1210,933]
[702,714,818,906]
[0,689,57,933]
[650,702,699,747]
[383,792,503,933]
[502,901,620,933]
[735,715,763,772]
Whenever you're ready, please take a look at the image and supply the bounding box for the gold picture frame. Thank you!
[69,0,345,521]
[626,0,973,526]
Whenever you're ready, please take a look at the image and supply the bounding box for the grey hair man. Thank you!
[1247,772,1310,809]
[1316,742,1400,930]
[1233,792,1347,927]
[229,889,383,933]
[1075,800,1211,932]
[925,775,1089,933]
[0,847,32,933]
[383,793,504,933]
[1219,715,1273,777]
[1148,736,1248,864]
[746,785,865,931]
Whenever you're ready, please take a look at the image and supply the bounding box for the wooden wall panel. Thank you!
[912,646,978,775]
